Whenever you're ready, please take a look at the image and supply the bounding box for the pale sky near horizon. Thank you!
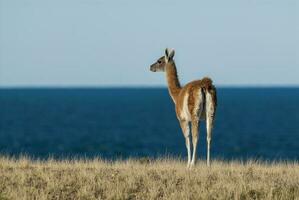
[0,0,298,87]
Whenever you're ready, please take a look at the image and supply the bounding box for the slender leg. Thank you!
[206,117,213,167]
[190,119,199,167]
[206,91,215,167]
[179,120,191,168]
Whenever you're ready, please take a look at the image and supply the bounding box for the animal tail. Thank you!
[201,77,217,108]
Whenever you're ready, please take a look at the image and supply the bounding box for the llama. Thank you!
[150,48,217,167]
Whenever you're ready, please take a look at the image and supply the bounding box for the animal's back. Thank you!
[176,77,216,121]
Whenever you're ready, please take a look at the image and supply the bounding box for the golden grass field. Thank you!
[0,157,298,200]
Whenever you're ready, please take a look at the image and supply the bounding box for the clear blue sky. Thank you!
[0,0,298,87]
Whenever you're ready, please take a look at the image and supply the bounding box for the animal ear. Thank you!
[165,48,170,59]
[165,48,175,61]
[168,49,175,60]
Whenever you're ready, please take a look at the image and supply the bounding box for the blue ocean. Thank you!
[0,88,298,161]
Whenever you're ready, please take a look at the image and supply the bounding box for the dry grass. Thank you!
[0,157,298,200]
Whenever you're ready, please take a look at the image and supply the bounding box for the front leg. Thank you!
[179,120,191,168]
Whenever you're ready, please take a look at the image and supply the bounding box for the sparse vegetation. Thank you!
[0,157,298,200]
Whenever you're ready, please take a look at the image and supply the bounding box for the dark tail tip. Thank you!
[201,77,213,90]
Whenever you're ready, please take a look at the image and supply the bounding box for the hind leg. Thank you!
[206,92,216,167]
[179,120,191,168]
[190,119,199,167]
[206,117,213,166]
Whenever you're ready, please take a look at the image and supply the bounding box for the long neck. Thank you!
[165,60,181,103]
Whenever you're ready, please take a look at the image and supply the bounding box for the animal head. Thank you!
[150,48,175,72]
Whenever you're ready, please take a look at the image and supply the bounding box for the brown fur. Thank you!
[167,64,216,121]
[165,61,181,101]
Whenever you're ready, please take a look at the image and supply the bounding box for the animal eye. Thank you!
[158,60,162,64]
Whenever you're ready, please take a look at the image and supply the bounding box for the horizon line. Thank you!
[1,85,299,89]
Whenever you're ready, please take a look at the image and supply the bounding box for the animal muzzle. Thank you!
[150,64,156,72]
